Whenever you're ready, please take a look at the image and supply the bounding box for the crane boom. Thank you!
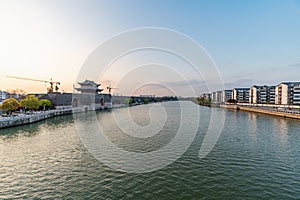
[7,76,60,84]
[7,75,61,93]
[107,86,118,94]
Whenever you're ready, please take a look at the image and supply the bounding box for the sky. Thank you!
[0,0,299,96]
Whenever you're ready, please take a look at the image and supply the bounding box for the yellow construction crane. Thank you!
[106,84,118,94]
[7,76,61,93]
[103,80,118,94]
[107,86,118,94]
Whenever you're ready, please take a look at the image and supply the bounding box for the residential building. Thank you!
[222,90,233,103]
[0,90,8,102]
[212,91,222,103]
[201,93,212,100]
[233,88,250,103]
[275,82,300,105]
[293,84,300,105]
[250,85,275,104]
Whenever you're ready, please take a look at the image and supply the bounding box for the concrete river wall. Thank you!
[0,105,108,129]
[0,110,70,128]
[238,107,300,120]
[220,104,300,120]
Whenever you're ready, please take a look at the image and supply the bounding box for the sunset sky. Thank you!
[0,0,300,96]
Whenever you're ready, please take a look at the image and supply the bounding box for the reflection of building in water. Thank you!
[247,113,258,141]
[273,118,288,145]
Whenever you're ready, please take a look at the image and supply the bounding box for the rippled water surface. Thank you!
[1,101,300,199]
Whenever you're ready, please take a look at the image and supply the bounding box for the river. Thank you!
[0,101,300,199]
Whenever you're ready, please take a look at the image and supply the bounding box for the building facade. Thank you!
[250,85,275,104]
[233,88,250,103]
[212,91,222,103]
[201,93,212,100]
[293,84,300,105]
[0,90,8,102]
[275,82,300,105]
[75,80,103,93]
[222,90,233,103]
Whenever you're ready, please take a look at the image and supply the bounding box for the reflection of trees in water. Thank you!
[0,122,41,139]
[0,114,74,139]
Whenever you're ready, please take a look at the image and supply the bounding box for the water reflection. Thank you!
[1,103,300,199]
[273,118,289,146]
[273,118,288,135]
[0,114,74,140]
[0,122,40,138]
[248,113,257,140]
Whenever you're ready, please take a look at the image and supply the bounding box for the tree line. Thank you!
[192,97,212,106]
[0,95,52,115]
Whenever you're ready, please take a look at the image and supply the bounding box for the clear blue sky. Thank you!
[0,0,299,95]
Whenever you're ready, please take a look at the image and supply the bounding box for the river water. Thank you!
[0,101,300,199]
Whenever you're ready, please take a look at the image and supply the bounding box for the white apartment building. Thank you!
[250,85,275,104]
[233,88,250,103]
[201,93,212,100]
[275,82,300,105]
[212,91,222,103]
[0,90,8,102]
[222,90,233,103]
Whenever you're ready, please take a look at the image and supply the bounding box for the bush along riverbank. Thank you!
[192,97,211,107]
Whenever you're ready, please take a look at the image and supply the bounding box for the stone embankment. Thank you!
[0,103,143,129]
[220,104,300,120]
[238,106,300,120]
[220,104,238,110]
[0,105,107,129]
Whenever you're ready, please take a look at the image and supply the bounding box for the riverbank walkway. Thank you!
[220,103,300,120]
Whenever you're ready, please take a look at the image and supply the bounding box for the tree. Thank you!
[124,98,133,105]
[20,95,40,111]
[0,98,20,114]
[6,88,26,99]
[39,99,52,110]
[227,99,237,104]
[143,98,149,104]
[195,96,211,106]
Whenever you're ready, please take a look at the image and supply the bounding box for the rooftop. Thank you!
[279,82,300,86]
[78,80,100,86]
[234,88,250,90]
